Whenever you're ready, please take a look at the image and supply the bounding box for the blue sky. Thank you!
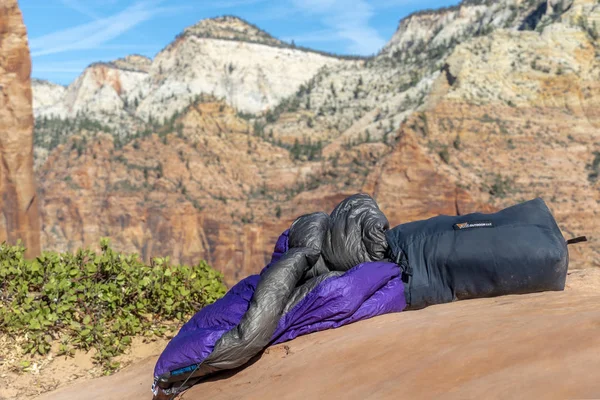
[21,0,460,85]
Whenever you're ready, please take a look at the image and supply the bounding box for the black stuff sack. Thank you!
[385,198,584,310]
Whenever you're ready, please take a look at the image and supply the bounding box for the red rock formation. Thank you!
[364,131,495,225]
[0,0,40,256]
[36,1,600,284]
[35,93,499,286]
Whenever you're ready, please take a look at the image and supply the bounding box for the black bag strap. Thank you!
[566,236,588,245]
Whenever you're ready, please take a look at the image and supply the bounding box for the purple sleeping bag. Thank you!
[152,194,406,397]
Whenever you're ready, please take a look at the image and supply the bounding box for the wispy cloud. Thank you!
[30,0,186,57]
[290,0,386,55]
[60,0,101,20]
[32,59,101,74]
[34,67,90,74]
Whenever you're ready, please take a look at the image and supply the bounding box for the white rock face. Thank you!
[31,79,66,116]
[138,37,342,120]
[32,1,565,141]
[33,63,149,121]
[32,16,342,128]
[380,0,549,57]
[265,0,553,147]
[66,64,148,115]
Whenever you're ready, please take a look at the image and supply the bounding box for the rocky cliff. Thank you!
[34,0,600,284]
[398,0,600,268]
[31,15,344,134]
[31,79,65,111]
[36,93,492,285]
[0,0,40,257]
[37,99,298,283]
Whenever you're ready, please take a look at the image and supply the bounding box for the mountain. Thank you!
[180,15,285,46]
[32,79,66,110]
[391,0,600,268]
[31,15,345,138]
[33,0,600,284]
[0,0,40,257]
[256,0,556,147]
[2,0,600,397]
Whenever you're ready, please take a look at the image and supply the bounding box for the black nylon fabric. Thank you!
[322,193,390,271]
[385,198,569,310]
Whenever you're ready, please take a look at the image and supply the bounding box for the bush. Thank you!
[453,135,461,150]
[489,174,513,198]
[289,138,323,161]
[438,146,450,164]
[587,151,600,182]
[0,239,226,372]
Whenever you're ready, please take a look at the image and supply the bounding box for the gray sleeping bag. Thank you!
[203,194,389,370]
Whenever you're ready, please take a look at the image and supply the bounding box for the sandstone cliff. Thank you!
[0,0,40,256]
[399,0,600,268]
[36,94,490,285]
[34,0,600,284]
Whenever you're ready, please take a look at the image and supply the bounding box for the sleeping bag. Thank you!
[153,195,582,399]
[385,197,571,310]
[152,194,403,398]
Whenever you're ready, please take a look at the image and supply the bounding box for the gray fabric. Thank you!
[283,271,345,314]
[322,193,390,271]
[204,247,319,369]
[288,212,329,249]
[301,258,330,283]
[289,212,331,283]
[203,193,391,372]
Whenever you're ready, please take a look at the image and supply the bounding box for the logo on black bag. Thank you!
[453,221,494,230]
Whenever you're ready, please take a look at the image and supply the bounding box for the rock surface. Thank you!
[31,79,65,111]
[33,0,600,284]
[0,0,40,256]
[32,269,600,400]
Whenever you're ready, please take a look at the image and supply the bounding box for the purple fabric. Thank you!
[272,261,405,344]
[154,231,406,378]
[153,274,260,377]
[261,229,289,273]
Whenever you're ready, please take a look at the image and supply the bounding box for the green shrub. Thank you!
[489,174,513,198]
[587,151,600,182]
[438,146,450,164]
[453,135,461,150]
[0,239,226,372]
[288,138,323,161]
